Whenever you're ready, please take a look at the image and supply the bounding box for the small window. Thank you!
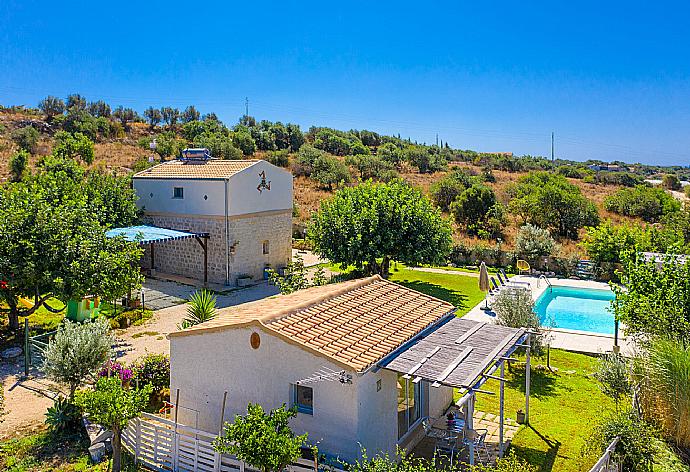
[262,240,270,255]
[173,187,184,199]
[293,384,313,415]
[376,379,382,392]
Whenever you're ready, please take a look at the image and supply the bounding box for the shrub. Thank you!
[266,149,289,167]
[508,172,599,238]
[429,169,475,212]
[63,110,98,141]
[404,146,446,173]
[556,165,586,179]
[233,130,256,156]
[109,308,153,329]
[612,254,690,345]
[604,185,680,222]
[594,171,643,187]
[685,185,690,199]
[267,254,311,294]
[346,154,397,182]
[43,318,113,399]
[9,149,29,182]
[213,403,308,472]
[585,409,656,472]
[293,144,325,176]
[98,360,133,383]
[450,184,500,238]
[52,131,95,164]
[45,397,82,435]
[179,289,217,329]
[11,125,39,153]
[377,142,403,168]
[131,354,170,393]
[515,224,558,264]
[594,352,631,408]
[662,174,681,190]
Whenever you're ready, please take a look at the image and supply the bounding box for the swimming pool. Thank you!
[534,286,616,334]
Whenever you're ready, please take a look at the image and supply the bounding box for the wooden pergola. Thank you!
[106,225,211,285]
[381,318,531,465]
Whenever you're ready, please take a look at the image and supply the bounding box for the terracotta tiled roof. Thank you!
[168,276,455,372]
[133,159,259,179]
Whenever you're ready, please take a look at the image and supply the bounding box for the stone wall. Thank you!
[141,210,292,286]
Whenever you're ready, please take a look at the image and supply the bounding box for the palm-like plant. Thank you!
[178,289,217,329]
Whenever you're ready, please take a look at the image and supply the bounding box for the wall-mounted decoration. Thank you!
[257,171,271,193]
[250,332,261,349]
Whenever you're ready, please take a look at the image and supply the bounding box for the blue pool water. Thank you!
[534,286,616,334]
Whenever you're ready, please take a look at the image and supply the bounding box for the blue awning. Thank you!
[106,225,208,245]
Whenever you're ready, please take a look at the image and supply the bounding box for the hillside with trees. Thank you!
[1,98,688,267]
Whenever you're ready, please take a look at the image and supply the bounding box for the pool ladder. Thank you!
[538,275,553,292]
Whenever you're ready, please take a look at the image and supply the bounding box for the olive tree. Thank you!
[309,180,452,276]
[515,224,558,265]
[11,126,39,153]
[43,317,113,399]
[38,96,66,119]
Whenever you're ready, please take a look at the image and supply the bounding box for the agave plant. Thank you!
[45,397,82,435]
[178,289,217,330]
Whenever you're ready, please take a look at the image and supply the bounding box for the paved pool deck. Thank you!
[463,275,635,355]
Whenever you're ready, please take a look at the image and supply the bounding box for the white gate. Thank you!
[122,412,319,472]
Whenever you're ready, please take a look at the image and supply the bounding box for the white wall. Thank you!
[227,161,293,216]
[134,178,226,216]
[133,160,293,218]
[355,368,399,457]
[170,327,363,461]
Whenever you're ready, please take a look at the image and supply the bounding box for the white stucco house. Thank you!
[132,154,293,286]
[167,275,526,463]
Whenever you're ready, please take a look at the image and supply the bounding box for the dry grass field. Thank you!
[0,109,642,254]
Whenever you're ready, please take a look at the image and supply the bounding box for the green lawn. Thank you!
[473,350,613,472]
[388,267,485,315]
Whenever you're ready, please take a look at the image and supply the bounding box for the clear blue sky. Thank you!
[1,1,689,166]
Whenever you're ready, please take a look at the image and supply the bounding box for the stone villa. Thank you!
[132,155,293,286]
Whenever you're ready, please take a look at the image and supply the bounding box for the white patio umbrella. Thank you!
[479,262,490,310]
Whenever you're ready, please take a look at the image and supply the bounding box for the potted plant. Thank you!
[516,409,526,424]
[237,274,253,287]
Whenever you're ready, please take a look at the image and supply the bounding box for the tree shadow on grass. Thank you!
[509,425,561,472]
[505,363,568,399]
[392,280,470,311]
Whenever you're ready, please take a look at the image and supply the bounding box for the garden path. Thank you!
[0,281,278,439]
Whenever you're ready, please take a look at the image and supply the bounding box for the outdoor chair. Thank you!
[499,269,531,288]
[434,432,462,464]
[422,418,447,439]
[516,260,531,275]
[463,428,490,464]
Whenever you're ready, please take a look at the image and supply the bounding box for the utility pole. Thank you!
[551,132,555,161]
[245,97,249,117]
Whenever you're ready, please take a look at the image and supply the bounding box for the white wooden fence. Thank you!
[122,413,319,472]
[588,437,620,472]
